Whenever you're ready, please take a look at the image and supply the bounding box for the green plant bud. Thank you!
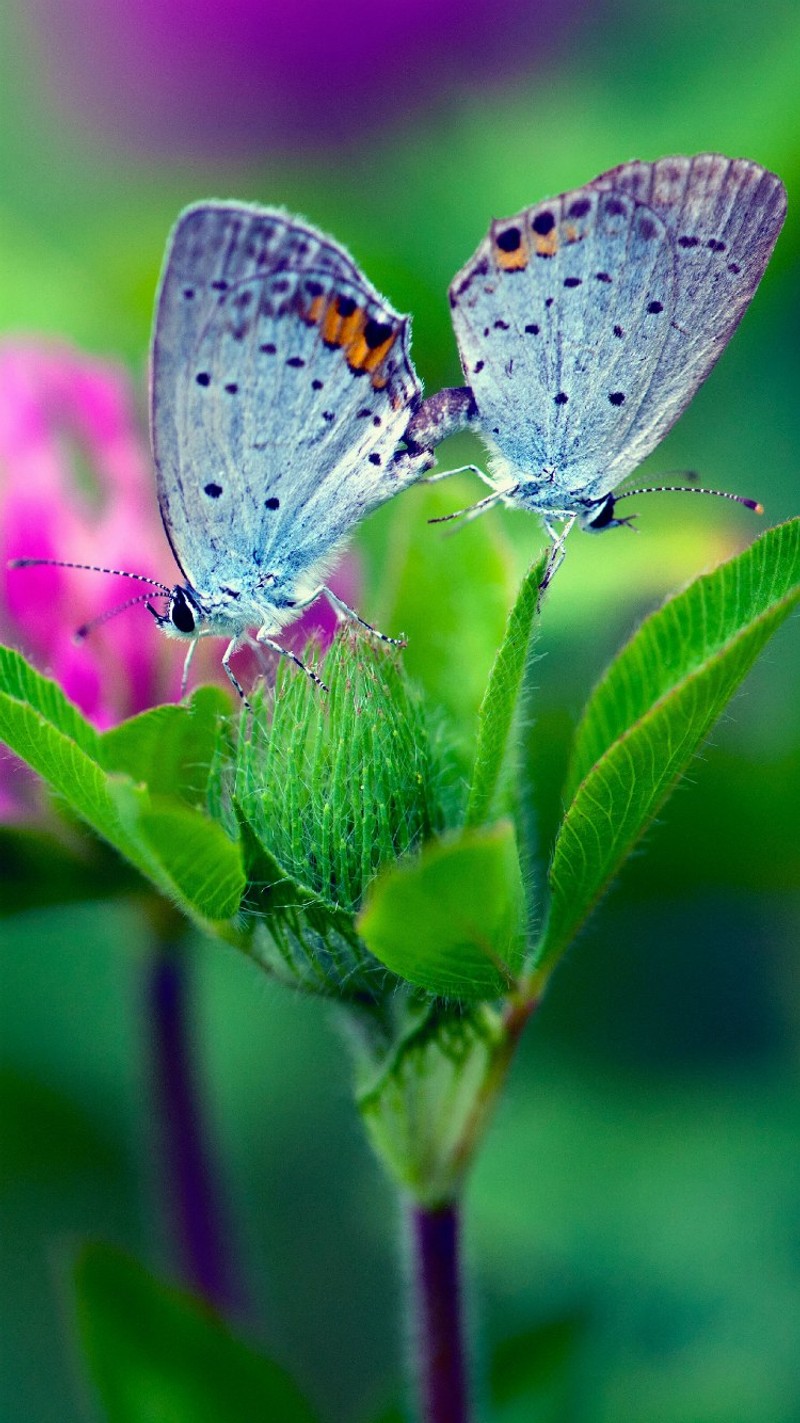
[233,631,452,995]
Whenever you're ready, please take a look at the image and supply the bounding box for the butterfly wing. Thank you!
[151,203,421,598]
[449,155,785,503]
[587,154,787,484]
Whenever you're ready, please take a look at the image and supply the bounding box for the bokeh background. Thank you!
[1,1,799,1419]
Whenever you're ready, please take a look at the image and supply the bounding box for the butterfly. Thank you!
[13,203,431,699]
[405,154,787,583]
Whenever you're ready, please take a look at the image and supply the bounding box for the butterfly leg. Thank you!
[221,635,251,706]
[421,462,490,487]
[180,638,199,699]
[539,516,576,591]
[321,588,405,647]
[255,628,328,692]
[428,485,519,525]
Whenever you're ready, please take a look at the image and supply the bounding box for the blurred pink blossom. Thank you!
[0,343,170,725]
[0,339,359,817]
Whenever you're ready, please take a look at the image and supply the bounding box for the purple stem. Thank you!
[408,1201,470,1423]
[147,946,242,1313]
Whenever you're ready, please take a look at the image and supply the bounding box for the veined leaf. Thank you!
[99,686,232,808]
[0,648,244,927]
[537,519,800,970]
[0,643,100,759]
[111,784,245,923]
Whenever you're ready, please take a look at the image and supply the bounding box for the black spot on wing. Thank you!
[364,319,393,348]
[496,226,522,251]
[531,209,555,235]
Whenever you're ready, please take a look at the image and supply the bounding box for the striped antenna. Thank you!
[73,592,164,643]
[614,485,763,513]
[8,557,171,593]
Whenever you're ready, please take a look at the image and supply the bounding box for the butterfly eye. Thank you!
[581,494,618,532]
[170,588,196,634]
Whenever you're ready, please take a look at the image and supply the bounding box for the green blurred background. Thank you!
[1,1,799,1419]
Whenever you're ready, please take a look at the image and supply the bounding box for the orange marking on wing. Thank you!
[346,335,370,370]
[362,332,396,373]
[322,300,343,345]
[562,223,580,244]
[306,293,326,325]
[534,231,559,257]
[497,249,529,270]
[339,306,366,348]
[494,237,530,270]
[347,326,395,375]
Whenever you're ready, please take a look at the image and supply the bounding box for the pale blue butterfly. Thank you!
[406,154,787,583]
[13,203,430,699]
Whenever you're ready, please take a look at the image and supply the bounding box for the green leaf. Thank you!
[0,648,245,928]
[0,643,101,759]
[99,686,232,808]
[357,821,527,999]
[355,999,505,1204]
[537,518,800,970]
[0,646,153,866]
[466,555,547,828]
[111,786,246,923]
[74,1243,320,1423]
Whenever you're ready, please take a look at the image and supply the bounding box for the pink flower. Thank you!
[0,342,173,726]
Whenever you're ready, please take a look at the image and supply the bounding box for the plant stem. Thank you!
[408,1199,470,1423]
[147,942,242,1312]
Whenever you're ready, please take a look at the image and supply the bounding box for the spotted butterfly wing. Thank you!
[448,155,786,505]
[151,202,422,602]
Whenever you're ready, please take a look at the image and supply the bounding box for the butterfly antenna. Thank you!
[73,592,162,643]
[8,558,171,593]
[614,484,763,513]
